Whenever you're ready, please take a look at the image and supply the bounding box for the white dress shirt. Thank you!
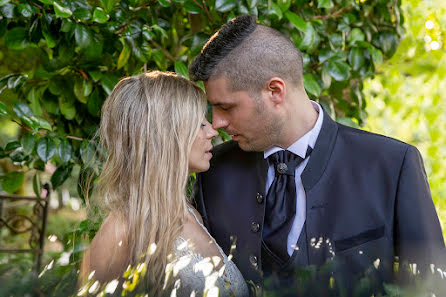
[263,101,324,256]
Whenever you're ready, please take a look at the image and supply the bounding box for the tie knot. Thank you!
[268,147,312,176]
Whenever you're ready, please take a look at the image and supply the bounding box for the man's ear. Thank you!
[265,77,286,105]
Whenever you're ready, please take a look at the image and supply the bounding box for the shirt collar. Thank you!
[264,101,323,159]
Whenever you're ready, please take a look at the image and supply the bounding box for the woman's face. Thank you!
[189,118,218,173]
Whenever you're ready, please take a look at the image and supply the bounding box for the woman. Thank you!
[80,71,248,297]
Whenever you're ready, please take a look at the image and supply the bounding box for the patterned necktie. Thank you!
[263,147,312,262]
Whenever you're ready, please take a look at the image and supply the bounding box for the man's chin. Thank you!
[236,139,263,152]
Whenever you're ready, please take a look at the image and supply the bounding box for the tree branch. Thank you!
[200,0,213,24]
[312,7,353,20]
[150,40,176,62]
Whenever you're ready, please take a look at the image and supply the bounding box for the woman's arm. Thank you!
[80,215,129,285]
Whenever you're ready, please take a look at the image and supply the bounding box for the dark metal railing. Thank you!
[0,183,50,274]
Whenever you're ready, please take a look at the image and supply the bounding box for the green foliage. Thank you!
[0,0,404,197]
[364,0,446,237]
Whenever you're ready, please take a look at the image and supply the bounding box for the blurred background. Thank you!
[0,0,445,294]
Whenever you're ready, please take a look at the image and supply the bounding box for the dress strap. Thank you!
[186,206,229,261]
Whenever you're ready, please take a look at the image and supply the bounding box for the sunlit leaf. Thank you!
[53,2,73,18]
[318,0,331,8]
[285,11,306,32]
[100,0,115,13]
[0,101,10,116]
[215,0,236,12]
[93,7,109,23]
[174,61,189,79]
[74,79,93,103]
[117,40,131,69]
[158,0,170,7]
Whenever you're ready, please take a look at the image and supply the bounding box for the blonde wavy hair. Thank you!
[97,71,207,294]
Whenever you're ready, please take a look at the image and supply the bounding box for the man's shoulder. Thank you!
[336,122,411,152]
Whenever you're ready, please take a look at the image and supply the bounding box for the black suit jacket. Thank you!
[193,110,445,293]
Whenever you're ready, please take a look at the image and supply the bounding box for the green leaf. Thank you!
[33,173,41,199]
[277,0,290,12]
[158,0,170,7]
[348,47,365,71]
[337,117,359,128]
[18,3,33,17]
[370,46,383,63]
[75,24,92,49]
[74,79,93,103]
[101,75,119,95]
[57,138,72,163]
[60,101,76,120]
[247,0,258,9]
[117,40,131,69]
[142,25,155,41]
[53,2,72,18]
[152,24,168,39]
[60,18,74,32]
[0,101,10,116]
[21,133,35,155]
[1,171,24,194]
[174,61,189,79]
[268,2,283,20]
[35,116,52,130]
[73,8,91,21]
[93,7,109,23]
[51,165,72,189]
[317,0,331,8]
[0,0,10,7]
[5,141,20,151]
[42,25,57,48]
[215,0,236,12]
[8,75,27,89]
[285,11,306,32]
[88,70,103,82]
[303,73,321,97]
[27,88,43,116]
[13,102,33,118]
[37,137,56,162]
[349,28,365,46]
[321,64,331,89]
[87,89,102,117]
[5,27,29,50]
[100,0,115,13]
[300,23,317,50]
[327,60,351,81]
[80,140,96,166]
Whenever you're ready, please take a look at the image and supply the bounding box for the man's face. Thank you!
[205,76,278,152]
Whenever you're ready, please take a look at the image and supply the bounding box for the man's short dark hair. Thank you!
[189,15,304,94]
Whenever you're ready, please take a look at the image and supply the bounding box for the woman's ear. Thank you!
[265,77,286,105]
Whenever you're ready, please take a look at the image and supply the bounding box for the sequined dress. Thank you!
[167,208,249,297]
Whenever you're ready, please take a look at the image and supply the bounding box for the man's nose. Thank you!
[212,110,228,130]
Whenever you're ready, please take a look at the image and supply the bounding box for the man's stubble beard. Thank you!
[239,98,284,152]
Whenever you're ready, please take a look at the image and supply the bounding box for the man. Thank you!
[190,15,444,296]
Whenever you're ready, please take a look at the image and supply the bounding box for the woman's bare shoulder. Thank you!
[80,214,129,284]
